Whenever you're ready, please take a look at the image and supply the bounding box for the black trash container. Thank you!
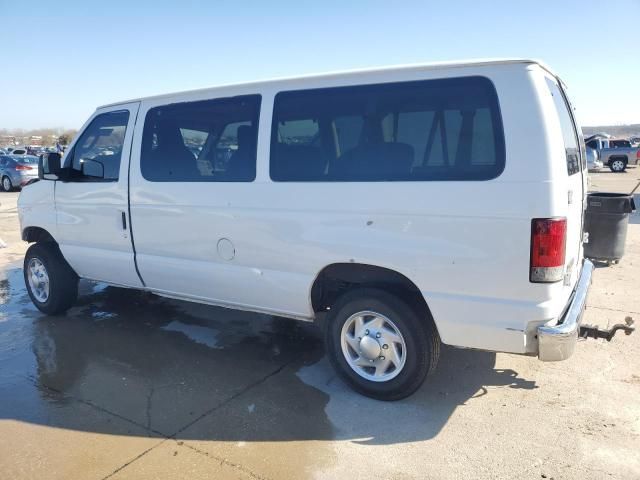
[583,192,636,263]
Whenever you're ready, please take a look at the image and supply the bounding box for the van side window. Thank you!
[67,111,130,181]
[545,79,580,175]
[141,95,261,182]
[270,76,505,182]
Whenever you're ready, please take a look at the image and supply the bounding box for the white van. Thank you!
[18,59,594,400]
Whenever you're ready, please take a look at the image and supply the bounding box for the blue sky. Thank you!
[1,0,639,129]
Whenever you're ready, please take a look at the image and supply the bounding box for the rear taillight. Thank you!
[530,218,567,283]
[15,164,33,171]
[636,150,640,160]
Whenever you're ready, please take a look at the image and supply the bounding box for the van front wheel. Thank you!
[24,242,78,315]
[325,288,440,400]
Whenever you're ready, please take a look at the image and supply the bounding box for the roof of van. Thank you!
[98,58,556,109]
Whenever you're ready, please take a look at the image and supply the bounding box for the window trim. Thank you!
[62,109,131,183]
[544,77,583,175]
[269,75,506,183]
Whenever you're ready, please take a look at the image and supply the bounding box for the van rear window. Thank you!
[545,78,581,176]
[270,76,505,182]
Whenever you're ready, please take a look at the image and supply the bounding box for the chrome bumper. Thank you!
[538,259,595,361]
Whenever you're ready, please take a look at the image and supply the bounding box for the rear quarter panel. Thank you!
[602,147,638,164]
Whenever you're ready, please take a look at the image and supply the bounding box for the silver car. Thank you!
[0,155,39,191]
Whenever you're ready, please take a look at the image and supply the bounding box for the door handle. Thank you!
[121,211,127,230]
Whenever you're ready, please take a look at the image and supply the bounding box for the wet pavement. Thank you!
[0,267,328,460]
[1,174,640,479]
[0,265,536,479]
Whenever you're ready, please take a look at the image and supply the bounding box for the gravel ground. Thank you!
[0,170,639,480]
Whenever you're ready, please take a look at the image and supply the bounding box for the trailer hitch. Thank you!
[580,316,635,341]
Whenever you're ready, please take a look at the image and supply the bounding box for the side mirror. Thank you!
[81,159,104,179]
[39,152,62,180]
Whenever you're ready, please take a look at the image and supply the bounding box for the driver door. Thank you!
[55,102,143,287]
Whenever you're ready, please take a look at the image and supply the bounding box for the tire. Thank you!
[24,242,79,315]
[1,175,12,192]
[609,158,627,173]
[325,288,440,401]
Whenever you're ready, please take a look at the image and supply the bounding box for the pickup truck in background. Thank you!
[585,135,640,172]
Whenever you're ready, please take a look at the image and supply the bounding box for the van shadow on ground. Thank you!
[0,267,535,445]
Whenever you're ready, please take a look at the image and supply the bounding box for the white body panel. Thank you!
[54,102,142,287]
[18,180,57,238]
[18,59,586,356]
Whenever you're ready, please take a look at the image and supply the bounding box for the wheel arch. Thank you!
[310,262,438,331]
[609,155,628,163]
[22,226,57,244]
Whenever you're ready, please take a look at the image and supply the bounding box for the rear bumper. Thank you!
[537,259,594,361]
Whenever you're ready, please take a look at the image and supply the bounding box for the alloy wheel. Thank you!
[340,310,407,382]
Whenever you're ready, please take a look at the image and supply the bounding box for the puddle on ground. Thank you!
[161,320,222,349]
[0,277,8,322]
[0,267,332,442]
[90,310,118,321]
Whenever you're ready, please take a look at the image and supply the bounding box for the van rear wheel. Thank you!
[24,242,79,315]
[325,288,440,400]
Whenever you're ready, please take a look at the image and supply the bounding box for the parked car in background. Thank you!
[585,136,640,172]
[27,146,45,156]
[629,136,640,147]
[586,146,602,171]
[11,147,27,155]
[0,155,39,191]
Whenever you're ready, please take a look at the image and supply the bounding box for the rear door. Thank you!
[544,77,585,290]
[55,103,142,287]
[128,94,265,307]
